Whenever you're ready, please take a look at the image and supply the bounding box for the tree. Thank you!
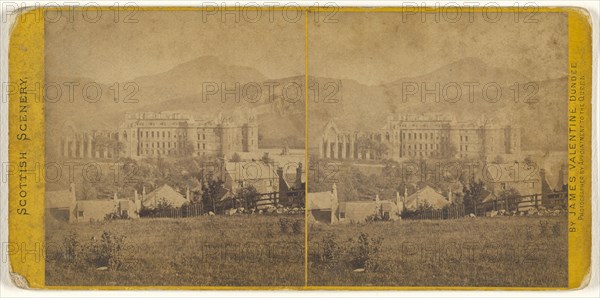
[261,152,273,164]
[235,185,260,209]
[498,188,520,211]
[201,179,225,213]
[462,180,486,215]
[493,155,505,164]
[230,153,242,162]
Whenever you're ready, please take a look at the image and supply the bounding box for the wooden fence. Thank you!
[413,204,465,220]
[476,192,567,216]
[410,191,567,220]
[142,190,305,219]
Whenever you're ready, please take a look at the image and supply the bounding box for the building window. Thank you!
[339,212,345,219]
[78,211,84,217]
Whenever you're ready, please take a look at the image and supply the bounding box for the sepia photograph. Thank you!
[307,11,569,287]
[43,9,306,287]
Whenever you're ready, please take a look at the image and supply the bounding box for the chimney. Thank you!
[186,187,190,201]
[113,193,118,201]
[69,182,77,206]
[396,191,403,213]
[403,186,408,210]
[295,163,303,189]
[277,166,288,201]
[331,183,338,224]
[332,183,338,200]
[134,189,141,214]
[448,187,453,204]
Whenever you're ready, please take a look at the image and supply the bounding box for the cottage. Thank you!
[308,185,402,224]
[307,184,338,224]
[141,184,189,209]
[46,183,77,223]
[75,199,117,222]
[404,185,450,211]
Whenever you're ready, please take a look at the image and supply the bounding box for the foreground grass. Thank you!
[308,216,568,287]
[46,215,304,286]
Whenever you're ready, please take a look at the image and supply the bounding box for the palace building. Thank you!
[57,111,258,159]
[318,114,521,161]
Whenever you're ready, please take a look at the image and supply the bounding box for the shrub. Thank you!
[316,233,343,267]
[230,153,242,162]
[104,211,129,221]
[525,226,534,241]
[62,231,83,265]
[539,220,550,237]
[278,218,290,234]
[265,223,275,238]
[89,231,130,270]
[552,222,562,237]
[291,219,303,235]
[350,232,383,271]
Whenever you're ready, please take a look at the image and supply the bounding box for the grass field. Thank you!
[45,215,304,286]
[308,216,568,287]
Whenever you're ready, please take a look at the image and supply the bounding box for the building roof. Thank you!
[46,190,74,209]
[339,201,377,213]
[77,199,116,211]
[379,200,397,212]
[143,184,188,208]
[405,186,450,210]
[308,191,335,210]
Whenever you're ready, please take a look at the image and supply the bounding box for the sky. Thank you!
[309,11,568,85]
[45,9,306,83]
[45,10,567,85]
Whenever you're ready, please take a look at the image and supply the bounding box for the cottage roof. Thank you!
[405,186,449,210]
[379,200,397,212]
[339,201,377,220]
[308,191,335,210]
[143,184,188,208]
[46,190,74,209]
[77,199,116,211]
